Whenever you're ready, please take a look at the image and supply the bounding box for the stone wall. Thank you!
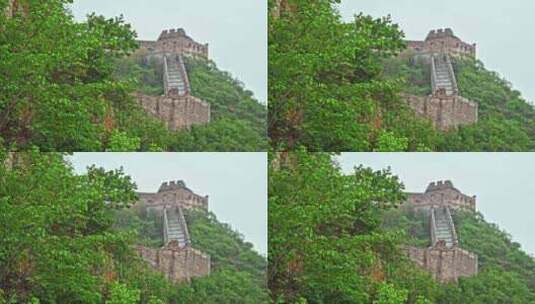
[405,93,478,131]
[405,180,476,211]
[137,180,209,213]
[137,245,210,283]
[137,93,210,131]
[405,28,476,58]
[406,246,478,283]
[138,28,208,59]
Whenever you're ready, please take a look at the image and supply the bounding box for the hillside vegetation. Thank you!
[269,152,535,303]
[113,54,268,152]
[113,206,269,304]
[384,55,535,151]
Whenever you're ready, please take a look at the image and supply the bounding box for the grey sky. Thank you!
[338,0,535,103]
[337,153,535,256]
[67,153,267,256]
[69,0,267,103]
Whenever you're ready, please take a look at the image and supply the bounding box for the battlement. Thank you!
[159,180,188,192]
[405,28,476,58]
[137,179,209,211]
[406,180,476,211]
[426,28,455,40]
[426,180,455,192]
[137,27,209,59]
[158,28,188,40]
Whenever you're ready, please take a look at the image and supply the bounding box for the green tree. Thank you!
[0,151,138,303]
[0,1,138,151]
[269,152,408,303]
[106,282,141,304]
[269,0,407,151]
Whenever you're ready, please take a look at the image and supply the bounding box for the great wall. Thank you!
[403,29,479,131]
[405,180,478,283]
[135,29,211,130]
[135,180,211,283]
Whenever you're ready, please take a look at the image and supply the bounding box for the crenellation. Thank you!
[406,28,476,58]
[406,180,476,211]
[137,179,209,212]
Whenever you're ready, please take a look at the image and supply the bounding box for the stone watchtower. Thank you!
[136,180,211,283]
[137,180,209,213]
[135,28,211,130]
[406,180,476,211]
[403,29,479,131]
[406,28,476,59]
[139,28,209,60]
[405,180,478,283]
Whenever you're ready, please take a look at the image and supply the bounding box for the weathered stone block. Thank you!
[137,245,211,283]
[405,94,478,131]
[137,93,210,131]
[407,246,478,283]
[137,180,209,213]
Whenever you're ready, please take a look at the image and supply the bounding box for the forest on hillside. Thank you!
[269,152,535,303]
[268,0,535,151]
[0,151,268,303]
[0,0,267,152]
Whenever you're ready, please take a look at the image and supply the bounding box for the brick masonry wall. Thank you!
[406,246,478,283]
[137,93,210,131]
[137,245,210,283]
[405,180,476,211]
[404,29,476,58]
[405,94,478,131]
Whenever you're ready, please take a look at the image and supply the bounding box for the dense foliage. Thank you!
[0,152,267,303]
[0,0,140,151]
[270,153,535,303]
[0,151,138,303]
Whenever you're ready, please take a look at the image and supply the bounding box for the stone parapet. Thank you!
[137,180,209,212]
[405,180,476,211]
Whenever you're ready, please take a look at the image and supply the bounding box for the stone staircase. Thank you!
[164,54,190,96]
[163,206,190,248]
[431,54,458,96]
[431,206,458,248]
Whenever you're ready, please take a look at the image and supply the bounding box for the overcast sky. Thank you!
[337,0,534,103]
[68,153,267,256]
[69,0,267,103]
[337,153,535,256]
